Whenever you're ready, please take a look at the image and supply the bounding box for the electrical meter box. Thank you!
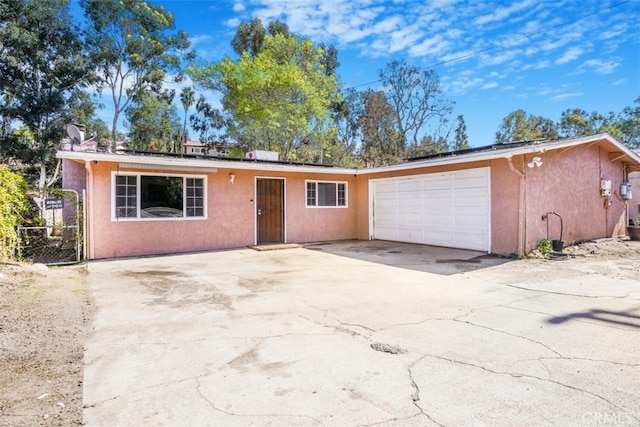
[600,179,612,196]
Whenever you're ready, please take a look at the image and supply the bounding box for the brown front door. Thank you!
[256,178,284,244]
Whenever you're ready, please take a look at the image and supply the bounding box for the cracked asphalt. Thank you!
[83,240,640,426]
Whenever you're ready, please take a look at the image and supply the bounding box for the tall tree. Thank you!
[81,0,191,150]
[231,17,267,56]
[179,86,195,149]
[124,89,181,152]
[191,33,340,161]
[379,61,453,156]
[189,96,226,148]
[495,109,558,143]
[618,96,640,147]
[0,0,92,186]
[418,134,449,155]
[557,108,613,138]
[331,88,363,167]
[359,89,402,166]
[453,115,470,150]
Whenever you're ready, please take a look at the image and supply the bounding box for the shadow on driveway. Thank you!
[547,307,640,329]
[302,239,511,275]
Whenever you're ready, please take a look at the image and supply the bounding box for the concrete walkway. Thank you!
[83,241,640,426]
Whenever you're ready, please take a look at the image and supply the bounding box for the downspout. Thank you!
[507,156,525,256]
[85,161,95,260]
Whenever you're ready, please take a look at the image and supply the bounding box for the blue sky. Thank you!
[94,0,640,147]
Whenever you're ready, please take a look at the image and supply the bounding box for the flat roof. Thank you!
[57,133,640,175]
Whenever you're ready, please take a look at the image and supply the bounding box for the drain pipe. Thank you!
[85,160,95,260]
[507,156,525,256]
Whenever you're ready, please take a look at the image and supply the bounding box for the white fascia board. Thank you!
[56,151,357,175]
[357,133,640,175]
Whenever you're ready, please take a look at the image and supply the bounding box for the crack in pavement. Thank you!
[497,282,632,299]
[407,354,446,427]
[417,353,639,424]
[195,377,327,425]
[450,317,563,357]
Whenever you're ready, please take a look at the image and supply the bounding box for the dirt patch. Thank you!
[0,263,91,426]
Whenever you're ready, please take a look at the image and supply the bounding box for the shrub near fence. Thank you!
[0,167,30,260]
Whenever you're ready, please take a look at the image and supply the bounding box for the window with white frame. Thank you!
[113,173,205,220]
[306,181,347,207]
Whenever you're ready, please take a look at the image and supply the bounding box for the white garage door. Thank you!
[371,167,491,251]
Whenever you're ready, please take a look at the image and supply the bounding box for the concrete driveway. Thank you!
[83,240,640,426]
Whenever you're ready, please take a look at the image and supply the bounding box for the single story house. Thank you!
[57,133,640,260]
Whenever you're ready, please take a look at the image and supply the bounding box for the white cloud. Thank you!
[598,22,628,40]
[189,34,213,49]
[578,59,621,75]
[408,35,449,57]
[225,18,241,28]
[521,59,551,70]
[552,92,584,101]
[482,82,498,89]
[612,78,627,86]
[555,46,584,64]
[474,0,536,26]
[233,2,246,12]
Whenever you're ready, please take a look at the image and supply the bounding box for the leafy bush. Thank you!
[536,238,553,254]
[0,167,30,259]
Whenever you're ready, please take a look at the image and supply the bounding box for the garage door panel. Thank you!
[423,230,454,246]
[455,175,487,189]
[426,176,452,187]
[453,231,488,248]
[398,195,423,208]
[376,182,398,193]
[455,198,488,209]
[399,213,423,226]
[398,229,424,243]
[372,167,490,252]
[397,180,423,192]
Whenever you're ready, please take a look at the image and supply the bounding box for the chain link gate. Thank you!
[17,189,82,265]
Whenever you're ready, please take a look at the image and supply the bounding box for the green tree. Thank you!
[179,86,195,148]
[453,115,470,150]
[81,0,191,150]
[557,108,613,138]
[331,88,363,167]
[418,134,449,155]
[0,0,92,186]
[359,89,402,166]
[495,109,558,143]
[124,90,181,151]
[0,166,30,259]
[191,33,341,161]
[618,96,640,147]
[231,17,267,56]
[189,96,226,148]
[380,61,453,156]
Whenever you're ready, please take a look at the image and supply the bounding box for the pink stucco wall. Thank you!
[522,145,626,252]
[77,160,358,259]
[62,159,87,194]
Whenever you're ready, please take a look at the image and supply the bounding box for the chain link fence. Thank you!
[16,190,82,265]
